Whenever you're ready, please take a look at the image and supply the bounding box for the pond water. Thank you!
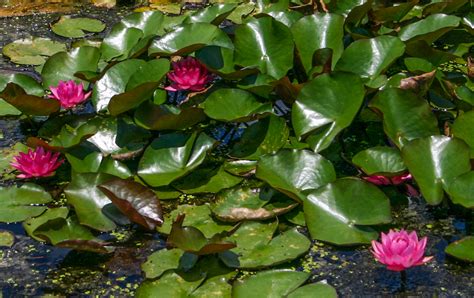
[0,2,473,297]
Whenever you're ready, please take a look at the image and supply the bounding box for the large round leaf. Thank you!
[291,72,365,152]
[335,36,405,78]
[0,73,44,97]
[445,237,474,262]
[0,83,60,116]
[369,88,439,148]
[120,11,166,36]
[234,16,294,79]
[401,136,471,205]
[352,146,406,175]
[64,172,117,231]
[134,103,206,131]
[230,115,289,160]
[0,184,52,223]
[91,59,146,111]
[52,16,105,38]
[304,178,392,245]
[233,270,309,298]
[291,13,344,72]
[446,171,474,208]
[288,283,337,298]
[141,248,184,279]
[136,270,205,298]
[172,165,242,194]
[138,132,216,187]
[23,207,69,241]
[398,14,461,43]
[201,88,272,122]
[41,46,100,88]
[187,3,237,25]
[2,37,66,66]
[149,23,233,56]
[451,110,474,157]
[100,23,144,62]
[256,149,336,201]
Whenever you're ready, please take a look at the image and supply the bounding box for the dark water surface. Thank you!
[1,3,473,297]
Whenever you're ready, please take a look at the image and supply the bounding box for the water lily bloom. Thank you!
[11,147,63,179]
[371,229,433,271]
[49,80,91,109]
[364,173,412,186]
[165,57,212,92]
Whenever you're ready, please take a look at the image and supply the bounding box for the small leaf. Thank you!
[52,16,105,38]
[0,231,15,247]
[2,37,66,65]
[141,248,184,279]
[0,184,52,223]
[445,236,474,262]
[56,239,113,254]
[352,146,406,175]
[98,178,164,230]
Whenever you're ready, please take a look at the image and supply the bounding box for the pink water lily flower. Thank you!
[165,57,212,92]
[364,173,412,186]
[49,80,91,109]
[11,147,63,179]
[371,229,433,272]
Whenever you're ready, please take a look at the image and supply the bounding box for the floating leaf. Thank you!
[136,270,205,298]
[230,115,289,160]
[172,165,243,194]
[141,248,184,279]
[201,89,272,122]
[34,215,95,245]
[398,14,460,43]
[100,23,144,62]
[41,46,100,88]
[292,72,365,152]
[0,231,15,247]
[291,13,344,72]
[335,36,405,78]
[402,136,471,205]
[256,149,336,201]
[23,207,69,241]
[288,282,338,298]
[304,178,391,245]
[0,184,52,223]
[233,270,309,298]
[0,83,60,116]
[2,37,66,65]
[138,132,216,187]
[352,146,406,175]
[56,239,113,254]
[98,178,163,230]
[369,88,439,148]
[187,3,237,25]
[64,172,117,231]
[446,171,474,208]
[445,236,474,262]
[134,103,206,131]
[0,73,44,97]
[451,110,474,157]
[52,16,105,38]
[234,16,294,79]
[149,23,233,56]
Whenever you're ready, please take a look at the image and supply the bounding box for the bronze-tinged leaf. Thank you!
[56,239,114,254]
[167,214,237,255]
[399,70,436,95]
[26,137,64,152]
[273,77,303,104]
[98,178,163,230]
[214,203,298,223]
[468,57,474,79]
[0,83,60,116]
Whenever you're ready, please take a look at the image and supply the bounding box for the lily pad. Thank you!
[134,103,206,131]
[288,282,338,298]
[34,215,95,245]
[141,248,184,279]
[446,171,474,208]
[0,231,15,247]
[402,136,471,205]
[23,207,69,241]
[2,37,66,65]
[233,270,310,298]
[52,16,105,38]
[451,110,474,157]
[138,132,216,187]
[445,236,474,262]
[172,165,243,194]
[352,146,406,175]
[0,83,60,116]
[303,178,392,245]
[136,270,205,298]
[256,149,336,201]
[398,13,460,43]
[0,184,52,223]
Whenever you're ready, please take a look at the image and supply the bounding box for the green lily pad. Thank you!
[52,16,105,38]
[172,165,243,194]
[402,136,471,205]
[100,23,144,62]
[398,13,460,43]
[2,37,66,65]
[352,146,406,175]
[234,16,294,79]
[0,184,52,223]
[446,171,474,208]
[291,13,344,72]
[292,72,365,152]
[23,207,69,241]
[141,248,184,279]
[138,132,216,187]
[34,215,95,245]
[0,83,60,116]
[230,115,289,160]
[201,88,272,122]
[0,142,28,177]
[369,88,439,148]
[233,270,310,298]
[158,204,233,238]
[256,149,336,201]
[0,231,15,247]
[64,172,117,231]
[0,73,44,97]
[41,46,100,88]
[335,36,405,78]
[451,110,474,157]
[136,270,206,298]
[303,178,392,245]
[445,236,474,262]
[134,103,206,131]
[288,282,338,298]
[187,3,237,25]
